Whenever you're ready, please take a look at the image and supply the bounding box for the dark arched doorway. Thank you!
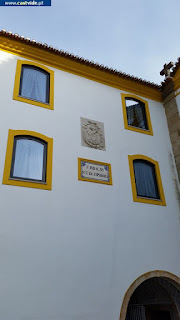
[126,277,180,320]
[119,271,180,320]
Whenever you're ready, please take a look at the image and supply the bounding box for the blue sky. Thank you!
[0,0,180,84]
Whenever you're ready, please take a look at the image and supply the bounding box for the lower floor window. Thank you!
[10,136,47,182]
[133,160,160,199]
[3,129,53,190]
[128,155,166,206]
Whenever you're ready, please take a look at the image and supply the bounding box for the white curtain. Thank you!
[126,105,135,125]
[126,103,146,129]
[13,139,44,181]
[20,67,48,103]
[134,161,159,199]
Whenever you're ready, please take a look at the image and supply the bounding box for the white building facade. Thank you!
[0,30,179,320]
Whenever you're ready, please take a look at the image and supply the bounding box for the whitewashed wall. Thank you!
[0,50,180,320]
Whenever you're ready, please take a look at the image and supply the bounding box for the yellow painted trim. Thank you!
[2,129,53,190]
[13,60,54,110]
[173,66,180,91]
[121,94,153,135]
[174,77,180,91]
[128,154,166,206]
[0,37,162,102]
[175,90,180,97]
[119,270,180,320]
[78,158,112,185]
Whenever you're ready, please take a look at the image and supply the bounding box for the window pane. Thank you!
[12,138,45,181]
[125,98,148,130]
[20,66,49,103]
[133,160,160,199]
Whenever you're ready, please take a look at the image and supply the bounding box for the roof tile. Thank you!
[0,29,162,90]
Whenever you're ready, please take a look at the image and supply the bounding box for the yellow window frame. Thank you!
[128,154,166,206]
[121,93,153,135]
[3,129,53,190]
[13,60,54,110]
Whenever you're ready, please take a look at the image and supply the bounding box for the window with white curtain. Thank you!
[19,65,50,103]
[133,160,160,199]
[10,136,47,182]
[125,98,148,130]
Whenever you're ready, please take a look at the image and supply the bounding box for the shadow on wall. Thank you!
[169,152,180,212]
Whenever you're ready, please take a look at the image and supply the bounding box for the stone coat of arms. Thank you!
[81,118,106,151]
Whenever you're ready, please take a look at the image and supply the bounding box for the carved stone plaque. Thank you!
[81,117,106,151]
[78,158,112,185]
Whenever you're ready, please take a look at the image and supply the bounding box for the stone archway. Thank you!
[119,271,180,320]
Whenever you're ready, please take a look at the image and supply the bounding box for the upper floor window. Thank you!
[19,65,50,104]
[13,60,54,110]
[121,94,153,135]
[3,129,53,190]
[128,155,166,205]
[125,98,148,129]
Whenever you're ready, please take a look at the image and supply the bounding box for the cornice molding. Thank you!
[0,36,162,102]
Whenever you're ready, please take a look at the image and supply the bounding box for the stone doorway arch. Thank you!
[119,271,180,320]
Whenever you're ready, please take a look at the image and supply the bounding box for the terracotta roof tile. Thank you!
[0,29,161,90]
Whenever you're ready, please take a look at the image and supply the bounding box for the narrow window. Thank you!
[128,155,166,205]
[121,94,153,135]
[3,130,53,190]
[10,136,47,182]
[13,60,54,110]
[133,160,160,199]
[125,98,148,130]
[19,65,50,104]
